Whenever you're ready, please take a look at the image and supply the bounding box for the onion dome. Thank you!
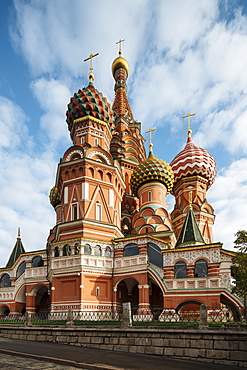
[66,82,114,131]
[112,55,129,77]
[170,136,216,190]
[130,144,174,196]
[49,186,61,208]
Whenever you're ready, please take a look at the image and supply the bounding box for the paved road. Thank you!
[0,336,241,370]
[0,352,88,369]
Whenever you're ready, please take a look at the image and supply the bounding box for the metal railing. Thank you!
[0,306,246,326]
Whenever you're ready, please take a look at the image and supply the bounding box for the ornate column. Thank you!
[137,284,151,314]
[25,292,36,313]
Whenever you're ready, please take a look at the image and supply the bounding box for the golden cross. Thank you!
[84,52,99,82]
[116,39,125,55]
[145,128,156,145]
[182,113,195,130]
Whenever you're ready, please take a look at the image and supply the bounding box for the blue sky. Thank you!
[1,0,247,266]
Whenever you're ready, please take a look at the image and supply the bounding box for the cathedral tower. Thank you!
[110,42,146,234]
[170,126,216,243]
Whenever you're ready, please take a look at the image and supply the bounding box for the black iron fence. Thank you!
[0,306,246,326]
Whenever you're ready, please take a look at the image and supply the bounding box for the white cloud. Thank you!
[0,97,56,266]
[0,96,31,149]
[208,158,247,250]
[30,78,71,144]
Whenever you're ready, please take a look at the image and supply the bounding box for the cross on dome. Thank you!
[145,128,156,158]
[182,112,195,138]
[84,52,99,83]
[116,39,125,56]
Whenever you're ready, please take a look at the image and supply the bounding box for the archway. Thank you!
[220,294,242,321]
[149,279,163,311]
[176,300,202,320]
[15,285,26,315]
[35,286,49,313]
[117,278,139,313]
[0,305,10,317]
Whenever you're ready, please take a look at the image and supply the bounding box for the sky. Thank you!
[1,0,247,266]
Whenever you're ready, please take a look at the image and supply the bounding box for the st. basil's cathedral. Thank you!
[0,45,243,317]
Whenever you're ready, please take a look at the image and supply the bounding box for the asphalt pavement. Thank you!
[0,336,241,370]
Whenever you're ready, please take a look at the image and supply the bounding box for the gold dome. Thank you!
[130,146,174,196]
[112,56,129,77]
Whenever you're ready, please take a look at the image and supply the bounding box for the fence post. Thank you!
[66,309,74,327]
[121,302,132,327]
[199,304,208,329]
[25,311,32,327]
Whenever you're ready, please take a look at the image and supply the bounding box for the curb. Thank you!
[0,348,124,370]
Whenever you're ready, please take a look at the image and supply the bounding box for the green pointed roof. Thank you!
[6,229,25,268]
[175,208,205,248]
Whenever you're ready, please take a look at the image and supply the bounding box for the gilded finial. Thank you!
[182,113,195,138]
[84,52,99,83]
[145,128,156,158]
[17,227,21,239]
[116,39,125,56]
[188,191,193,209]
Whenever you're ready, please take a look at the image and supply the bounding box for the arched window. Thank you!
[124,243,139,257]
[73,205,78,220]
[95,245,102,256]
[194,259,208,277]
[74,243,80,255]
[84,244,91,255]
[174,261,187,278]
[54,246,59,257]
[32,256,44,267]
[16,261,26,279]
[148,243,163,268]
[105,247,111,257]
[0,274,11,288]
[63,244,71,256]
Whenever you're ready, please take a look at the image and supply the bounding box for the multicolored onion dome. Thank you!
[170,136,216,189]
[112,55,129,77]
[130,145,174,196]
[66,82,114,131]
[49,186,61,208]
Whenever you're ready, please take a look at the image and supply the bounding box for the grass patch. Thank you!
[132,321,199,327]
[74,320,122,326]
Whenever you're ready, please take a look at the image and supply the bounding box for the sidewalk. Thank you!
[0,336,241,370]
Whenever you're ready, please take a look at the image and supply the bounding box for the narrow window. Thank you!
[81,136,85,144]
[96,287,100,296]
[194,260,208,277]
[64,187,68,203]
[73,205,77,220]
[174,261,187,278]
[95,245,102,256]
[96,203,102,221]
[54,246,59,257]
[108,189,114,207]
[148,191,152,202]
[94,138,98,146]
[84,244,91,255]
[105,247,111,257]
[82,183,89,200]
